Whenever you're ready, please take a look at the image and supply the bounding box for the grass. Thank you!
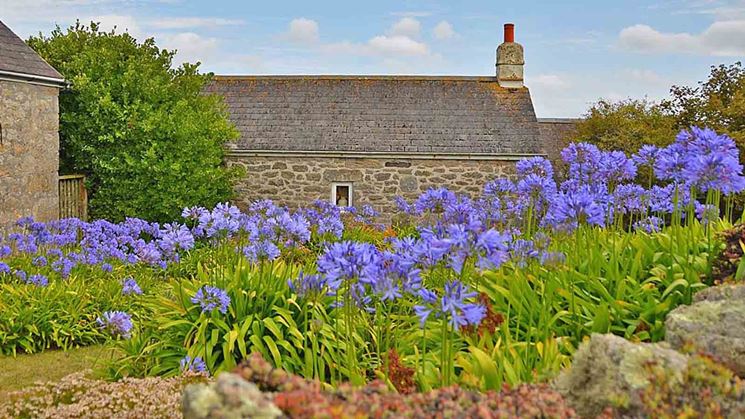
[0,345,114,396]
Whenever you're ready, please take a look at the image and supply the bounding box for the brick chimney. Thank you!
[496,23,524,88]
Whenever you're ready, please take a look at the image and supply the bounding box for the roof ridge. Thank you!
[212,75,504,82]
[0,20,64,83]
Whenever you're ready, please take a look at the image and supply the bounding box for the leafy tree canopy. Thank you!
[28,21,240,222]
[575,62,745,159]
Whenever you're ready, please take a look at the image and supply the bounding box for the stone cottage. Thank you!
[207,24,569,214]
[0,20,65,228]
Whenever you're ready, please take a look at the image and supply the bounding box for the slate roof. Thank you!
[0,20,64,83]
[206,76,543,155]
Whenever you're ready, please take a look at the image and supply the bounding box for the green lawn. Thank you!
[0,345,112,395]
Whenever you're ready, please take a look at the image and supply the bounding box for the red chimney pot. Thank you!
[504,23,515,43]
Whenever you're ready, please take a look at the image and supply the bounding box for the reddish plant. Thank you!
[464,292,504,336]
[386,348,416,394]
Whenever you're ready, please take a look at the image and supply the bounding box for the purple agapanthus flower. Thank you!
[97,311,133,339]
[180,355,208,375]
[289,272,339,299]
[242,239,281,263]
[516,156,554,179]
[32,255,47,267]
[633,216,664,233]
[27,274,49,287]
[414,281,485,331]
[191,285,231,314]
[122,277,143,296]
[549,187,606,230]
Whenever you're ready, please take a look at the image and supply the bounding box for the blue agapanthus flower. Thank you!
[289,272,339,299]
[97,311,133,339]
[191,285,231,314]
[317,241,381,284]
[242,239,281,264]
[413,281,485,331]
[122,277,143,296]
[27,274,48,287]
[180,355,208,375]
[516,156,554,179]
[633,216,664,233]
[549,187,606,230]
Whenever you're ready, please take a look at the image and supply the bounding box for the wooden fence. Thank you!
[59,174,88,221]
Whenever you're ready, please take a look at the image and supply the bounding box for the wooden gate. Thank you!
[59,174,88,221]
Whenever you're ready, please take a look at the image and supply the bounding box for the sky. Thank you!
[2,0,745,117]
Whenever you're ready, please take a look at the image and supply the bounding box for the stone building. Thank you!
[0,20,65,228]
[207,23,569,214]
[538,118,580,168]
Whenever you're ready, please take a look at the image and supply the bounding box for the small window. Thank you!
[331,182,353,207]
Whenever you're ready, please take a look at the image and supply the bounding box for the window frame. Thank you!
[330,182,354,207]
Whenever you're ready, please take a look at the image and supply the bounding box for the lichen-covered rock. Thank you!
[665,295,745,376]
[554,333,687,418]
[182,373,282,419]
[693,283,745,303]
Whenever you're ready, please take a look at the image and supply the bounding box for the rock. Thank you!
[554,334,687,418]
[693,283,745,303]
[182,373,282,419]
[665,295,745,376]
[399,175,418,192]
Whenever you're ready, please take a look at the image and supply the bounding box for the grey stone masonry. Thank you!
[0,80,60,228]
[205,76,543,156]
[228,155,513,215]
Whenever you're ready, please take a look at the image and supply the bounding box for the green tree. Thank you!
[28,21,239,222]
[574,99,677,155]
[663,62,745,157]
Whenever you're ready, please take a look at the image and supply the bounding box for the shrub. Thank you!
[27,21,239,222]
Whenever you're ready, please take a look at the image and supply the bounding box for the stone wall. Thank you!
[227,155,514,214]
[0,80,60,229]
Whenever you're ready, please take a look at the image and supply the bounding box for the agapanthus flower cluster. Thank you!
[191,285,231,314]
[122,277,143,296]
[289,272,339,300]
[180,355,208,375]
[414,280,486,331]
[97,311,133,339]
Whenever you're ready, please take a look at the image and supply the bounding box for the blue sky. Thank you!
[3,0,745,117]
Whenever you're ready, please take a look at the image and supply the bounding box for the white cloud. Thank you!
[160,32,219,64]
[323,35,429,57]
[618,20,745,56]
[529,74,571,90]
[286,18,320,44]
[149,17,244,29]
[432,21,455,40]
[388,17,421,38]
[319,18,430,58]
[368,35,429,55]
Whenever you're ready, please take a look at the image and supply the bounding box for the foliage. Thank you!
[711,223,745,284]
[26,21,239,222]
[0,270,159,355]
[0,128,741,393]
[575,99,677,156]
[664,62,745,157]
